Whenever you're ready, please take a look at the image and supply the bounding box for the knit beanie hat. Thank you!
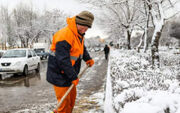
[75,11,94,28]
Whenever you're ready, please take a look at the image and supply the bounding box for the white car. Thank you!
[0,48,40,76]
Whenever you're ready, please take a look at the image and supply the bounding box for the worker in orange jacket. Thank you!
[46,11,95,113]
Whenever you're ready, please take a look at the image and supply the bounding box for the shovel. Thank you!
[51,65,89,113]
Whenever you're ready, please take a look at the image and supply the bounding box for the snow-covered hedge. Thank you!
[105,49,180,113]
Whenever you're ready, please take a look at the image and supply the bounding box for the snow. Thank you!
[104,48,180,113]
[104,55,115,113]
[121,91,180,113]
[15,103,56,113]
[83,92,104,113]
[122,103,163,113]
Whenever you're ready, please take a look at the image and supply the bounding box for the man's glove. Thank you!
[86,59,94,67]
[72,78,79,86]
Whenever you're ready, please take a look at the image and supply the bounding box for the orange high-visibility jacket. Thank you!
[47,16,91,87]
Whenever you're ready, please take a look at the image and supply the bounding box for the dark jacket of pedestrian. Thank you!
[104,45,110,54]
[104,45,110,60]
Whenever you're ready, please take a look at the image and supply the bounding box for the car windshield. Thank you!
[2,50,26,58]
[34,48,45,53]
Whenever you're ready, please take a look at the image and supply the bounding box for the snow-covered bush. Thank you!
[105,49,180,113]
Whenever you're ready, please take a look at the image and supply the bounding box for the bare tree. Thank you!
[136,0,153,53]
[0,2,67,49]
[38,9,67,45]
[143,0,180,68]
[77,0,179,68]
[0,6,16,49]
[13,3,39,48]
[77,0,145,50]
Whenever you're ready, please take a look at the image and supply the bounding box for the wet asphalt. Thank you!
[0,60,55,113]
[0,51,108,113]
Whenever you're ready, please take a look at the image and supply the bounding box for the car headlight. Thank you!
[13,61,22,66]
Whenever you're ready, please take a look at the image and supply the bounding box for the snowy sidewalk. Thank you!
[73,51,108,113]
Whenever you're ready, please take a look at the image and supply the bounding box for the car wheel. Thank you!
[35,63,40,73]
[23,65,28,76]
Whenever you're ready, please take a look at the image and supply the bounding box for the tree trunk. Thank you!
[143,28,148,53]
[5,38,7,50]
[137,31,145,53]
[150,1,165,68]
[151,25,164,68]
[127,30,131,50]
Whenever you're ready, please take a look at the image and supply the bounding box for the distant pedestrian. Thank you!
[104,44,110,60]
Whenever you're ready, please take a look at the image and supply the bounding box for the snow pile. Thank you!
[121,91,180,113]
[15,103,56,113]
[105,49,180,113]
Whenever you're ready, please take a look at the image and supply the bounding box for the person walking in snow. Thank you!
[104,44,110,60]
[46,11,95,113]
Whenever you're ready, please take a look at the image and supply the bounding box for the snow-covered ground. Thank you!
[105,48,180,113]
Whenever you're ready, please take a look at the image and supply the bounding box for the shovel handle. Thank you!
[52,65,89,112]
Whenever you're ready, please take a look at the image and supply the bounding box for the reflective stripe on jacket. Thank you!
[46,16,91,87]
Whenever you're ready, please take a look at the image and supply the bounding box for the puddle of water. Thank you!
[0,74,14,80]
[0,62,49,112]
[0,72,41,87]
